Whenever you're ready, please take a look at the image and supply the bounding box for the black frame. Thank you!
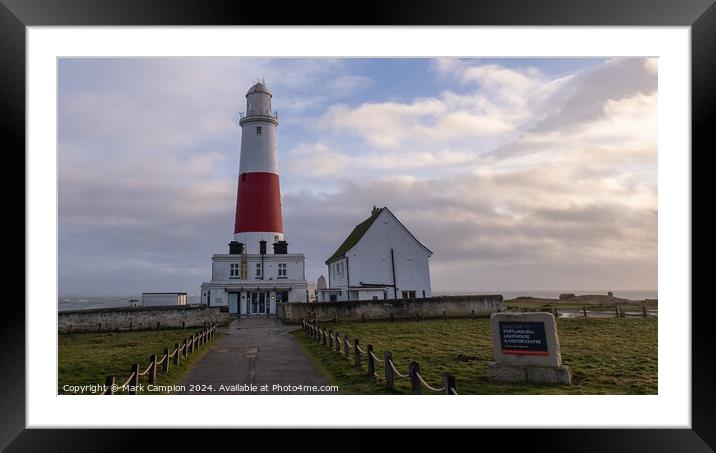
[2,0,713,450]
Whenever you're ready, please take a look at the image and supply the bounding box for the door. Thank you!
[228,293,238,314]
[258,292,266,314]
[248,292,269,315]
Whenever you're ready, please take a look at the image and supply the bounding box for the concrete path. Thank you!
[177,317,336,394]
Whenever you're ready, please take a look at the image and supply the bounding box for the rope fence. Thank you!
[301,318,458,395]
[101,322,218,395]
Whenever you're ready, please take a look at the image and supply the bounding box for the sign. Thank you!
[498,321,548,355]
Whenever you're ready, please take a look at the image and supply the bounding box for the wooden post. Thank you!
[367,344,375,378]
[361,313,365,324]
[183,339,188,358]
[416,313,420,322]
[408,361,421,394]
[583,307,588,317]
[156,321,160,331]
[390,313,394,323]
[98,323,102,334]
[444,374,456,395]
[443,310,446,320]
[130,364,139,395]
[316,326,321,343]
[335,332,342,353]
[148,354,157,385]
[328,329,333,348]
[471,309,475,319]
[105,375,115,395]
[642,306,648,318]
[128,322,132,332]
[182,321,186,329]
[322,328,327,346]
[615,305,621,318]
[344,335,350,357]
[384,351,394,390]
[354,339,361,368]
[191,335,196,353]
[174,343,180,366]
[163,348,170,373]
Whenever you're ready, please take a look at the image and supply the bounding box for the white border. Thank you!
[27,27,690,428]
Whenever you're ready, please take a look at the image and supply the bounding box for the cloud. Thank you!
[58,57,657,295]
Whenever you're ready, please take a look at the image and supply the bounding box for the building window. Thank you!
[255,263,263,278]
[230,263,239,278]
[372,296,379,300]
[330,294,337,302]
[278,263,287,278]
[401,290,416,299]
[256,126,262,135]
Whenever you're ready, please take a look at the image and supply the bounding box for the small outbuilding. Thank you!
[141,292,188,307]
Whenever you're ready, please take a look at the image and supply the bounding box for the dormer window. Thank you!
[256,126,262,135]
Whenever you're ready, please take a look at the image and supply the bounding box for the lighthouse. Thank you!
[234,81,283,254]
[201,81,308,315]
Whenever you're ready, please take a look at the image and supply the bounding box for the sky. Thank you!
[58,57,657,296]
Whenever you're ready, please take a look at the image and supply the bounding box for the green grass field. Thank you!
[58,328,220,394]
[293,317,657,395]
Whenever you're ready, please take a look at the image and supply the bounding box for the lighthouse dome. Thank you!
[247,82,271,96]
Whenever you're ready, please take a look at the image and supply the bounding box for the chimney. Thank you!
[371,205,381,216]
[259,240,267,255]
[228,241,244,254]
[273,240,288,254]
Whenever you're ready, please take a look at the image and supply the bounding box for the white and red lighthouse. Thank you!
[234,81,283,253]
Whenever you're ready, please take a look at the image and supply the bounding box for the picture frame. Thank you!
[2,0,712,449]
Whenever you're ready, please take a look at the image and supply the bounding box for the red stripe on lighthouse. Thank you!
[234,172,283,234]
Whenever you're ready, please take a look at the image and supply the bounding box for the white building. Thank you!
[200,81,308,315]
[318,207,433,302]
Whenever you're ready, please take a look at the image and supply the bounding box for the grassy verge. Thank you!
[59,328,222,394]
[293,317,657,395]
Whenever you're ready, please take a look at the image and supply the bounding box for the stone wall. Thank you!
[58,305,232,333]
[277,294,504,324]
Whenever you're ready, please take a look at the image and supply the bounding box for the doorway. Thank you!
[248,292,270,315]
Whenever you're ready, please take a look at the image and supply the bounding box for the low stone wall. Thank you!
[58,305,232,333]
[277,294,504,324]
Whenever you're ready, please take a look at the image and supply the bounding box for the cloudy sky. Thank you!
[58,57,657,296]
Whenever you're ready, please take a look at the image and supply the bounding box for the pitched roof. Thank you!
[325,208,383,264]
[325,207,433,264]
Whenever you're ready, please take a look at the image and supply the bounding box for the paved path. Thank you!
[177,317,335,394]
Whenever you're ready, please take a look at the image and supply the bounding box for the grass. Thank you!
[293,317,657,395]
[504,299,657,311]
[58,327,221,394]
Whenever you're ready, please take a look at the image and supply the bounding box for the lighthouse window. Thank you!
[256,126,262,135]
[255,263,263,278]
[278,263,287,278]
[230,263,240,278]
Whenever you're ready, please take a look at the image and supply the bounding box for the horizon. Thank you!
[59,57,657,295]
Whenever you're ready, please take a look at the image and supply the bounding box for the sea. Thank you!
[57,289,657,312]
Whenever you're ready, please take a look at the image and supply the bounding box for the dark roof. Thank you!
[325,208,383,264]
[325,207,433,264]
